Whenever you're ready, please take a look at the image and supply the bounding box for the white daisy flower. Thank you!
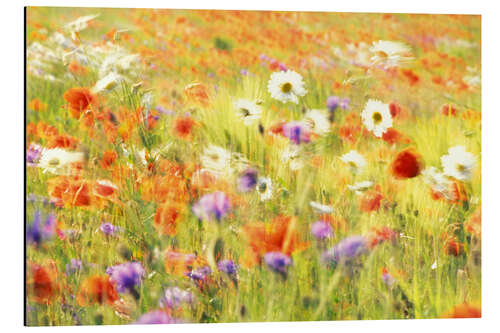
[361,99,393,137]
[92,72,123,94]
[38,148,84,175]
[201,145,233,177]
[370,40,413,68]
[141,91,154,109]
[51,32,74,49]
[280,145,305,171]
[340,150,367,174]
[422,167,453,199]
[347,180,374,194]
[267,70,307,104]
[310,201,334,214]
[440,146,477,181]
[256,177,273,201]
[303,109,330,135]
[233,99,262,125]
[65,14,100,33]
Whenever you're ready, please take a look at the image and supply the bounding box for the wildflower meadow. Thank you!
[25,7,481,326]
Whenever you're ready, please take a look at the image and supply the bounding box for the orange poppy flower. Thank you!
[320,213,349,233]
[460,109,481,122]
[100,150,118,169]
[46,134,79,149]
[154,202,185,236]
[141,174,189,204]
[28,98,47,112]
[391,148,423,179]
[48,176,93,207]
[63,87,97,119]
[338,123,362,144]
[241,215,309,267]
[367,226,398,248]
[441,302,481,318]
[465,207,481,237]
[77,275,119,306]
[184,83,210,106]
[164,250,207,276]
[68,60,88,76]
[359,189,384,213]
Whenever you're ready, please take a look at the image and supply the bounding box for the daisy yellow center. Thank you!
[457,164,466,173]
[348,161,357,168]
[209,154,219,161]
[281,82,292,93]
[258,182,267,192]
[372,112,383,124]
[48,158,60,166]
[376,51,388,58]
[240,108,250,117]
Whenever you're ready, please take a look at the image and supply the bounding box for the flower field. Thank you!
[25,7,481,326]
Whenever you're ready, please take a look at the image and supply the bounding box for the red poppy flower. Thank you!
[441,302,481,318]
[391,149,422,179]
[173,116,196,140]
[444,237,464,256]
[27,262,60,304]
[389,102,401,118]
[382,128,411,145]
[441,104,457,116]
[94,179,118,197]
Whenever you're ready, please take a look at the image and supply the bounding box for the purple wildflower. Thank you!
[282,121,311,144]
[186,266,211,282]
[264,252,292,274]
[217,259,238,275]
[106,262,145,293]
[66,259,82,275]
[340,98,350,110]
[311,221,334,240]
[155,105,175,116]
[134,310,180,325]
[159,287,195,309]
[278,62,287,71]
[259,54,269,61]
[382,269,396,287]
[27,211,56,246]
[240,69,249,75]
[192,192,231,222]
[27,144,43,166]
[99,222,120,236]
[326,96,340,112]
[322,236,367,264]
[238,168,258,192]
